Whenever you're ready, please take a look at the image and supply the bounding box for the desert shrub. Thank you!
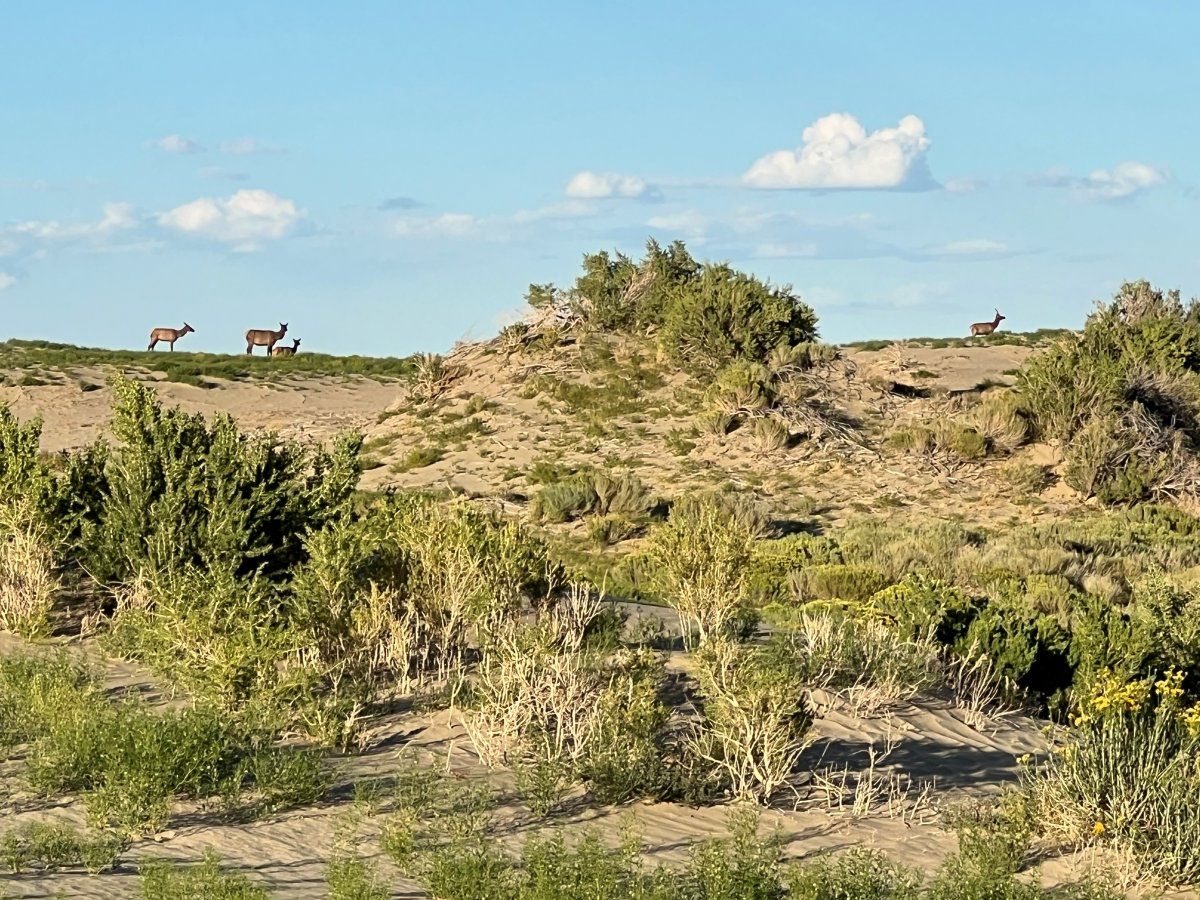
[0,500,60,638]
[888,421,989,461]
[0,820,126,875]
[82,376,361,585]
[697,410,734,436]
[787,848,921,899]
[788,564,888,604]
[647,493,756,648]
[393,444,444,471]
[771,611,943,705]
[139,850,270,899]
[530,469,660,525]
[870,574,979,645]
[709,361,776,415]
[586,514,642,546]
[538,240,817,372]
[1019,281,1200,504]
[686,641,811,803]
[751,415,791,452]
[1000,460,1050,496]
[575,672,672,803]
[0,654,328,835]
[967,391,1030,453]
[1025,671,1200,884]
[744,534,843,605]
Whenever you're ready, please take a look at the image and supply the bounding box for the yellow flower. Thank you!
[1092,821,1106,836]
[1155,669,1185,705]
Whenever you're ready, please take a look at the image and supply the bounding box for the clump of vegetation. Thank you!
[0,654,329,835]
[0,820,126,875]
[139,850,270,899]
[887,420,990,462]
[529,467,662,525]
[1019,281,1200,504]
[524,240,818,373]
[646,493,756,648]
[1025,670,1200,884]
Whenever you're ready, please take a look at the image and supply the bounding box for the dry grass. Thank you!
[0,504,60,638]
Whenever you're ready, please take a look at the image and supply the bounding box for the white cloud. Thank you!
[220,137,285,156]
[944,177,984,194]
[10,202,137,240]
[933,239,1010,256]
[156,134,204,154]
[509,201,596,224]
[158,189,303,250]
[744,113,934,190]
[0,272,15,292]
[565,170,648,199]
[752,242,819,259]
[1037,161,1168,201]
[646,210,710,237]
[393,212,478,238]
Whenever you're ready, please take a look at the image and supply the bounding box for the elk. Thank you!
[969,309,1006,337]
[270,338,301,357]
[147,322,194,351]
[245,322,288,355]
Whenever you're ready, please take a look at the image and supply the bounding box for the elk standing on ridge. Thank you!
[245,322,288,355]
[147,322,195,351]
[969,309,1006,337]
[270,338,301,357]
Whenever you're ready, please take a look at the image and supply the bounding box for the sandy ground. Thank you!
[0,625,1097,900]
[0,371,399,454]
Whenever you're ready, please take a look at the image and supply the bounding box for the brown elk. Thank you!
[969,309,1006,336]
[270,338,301,357]
[245,322,288,355]
[147,322,194,351]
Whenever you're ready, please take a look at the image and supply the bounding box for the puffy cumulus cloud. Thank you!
[565,170,648,199]
[155,134,204,154]
[744,113,934,190]
[1036,161,1168,201]
[0,272,15,292]
[158,189,303,251]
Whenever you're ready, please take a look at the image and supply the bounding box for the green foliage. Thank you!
[0,654,328,835]
[789,564,888,604]
[745,534,843,605]
[0,820,126,875]
[576,673,672,803]
[1019,281,1200,503]
[139,850,270,899]
[539,240,817,372]
[787,848,921,899]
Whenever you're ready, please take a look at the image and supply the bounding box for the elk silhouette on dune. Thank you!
[147,322,194,351]
[245,322,288,355]
[270,338,301,357]
[969,309,1006,336]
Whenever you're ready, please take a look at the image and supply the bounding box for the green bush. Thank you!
[789,563,888,604]
[0,820,126,875]
[0,654,328,835]
[787,848,921,899]
[139,850,270,899]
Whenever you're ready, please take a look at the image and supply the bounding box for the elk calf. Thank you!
[147,322,195,351]
[245,322,288,355]
[270,338,301,357]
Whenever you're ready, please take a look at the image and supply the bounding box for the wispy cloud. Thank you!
[393,212,478,238]
[744,113,935,190]
[565,171,649,199]
[158,189,303,251]
[1033,161,1168,201]
[219,137,285,156]
[378,196,422,211]
[199,166,250,182]
[751,242,819,259]
[944,176,985,194]
[9,202,138,241]
[0,272,16,292]
[923,238,1012,258]
[154,134,205,154]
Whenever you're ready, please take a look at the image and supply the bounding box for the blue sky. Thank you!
[2,2,1197,355]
